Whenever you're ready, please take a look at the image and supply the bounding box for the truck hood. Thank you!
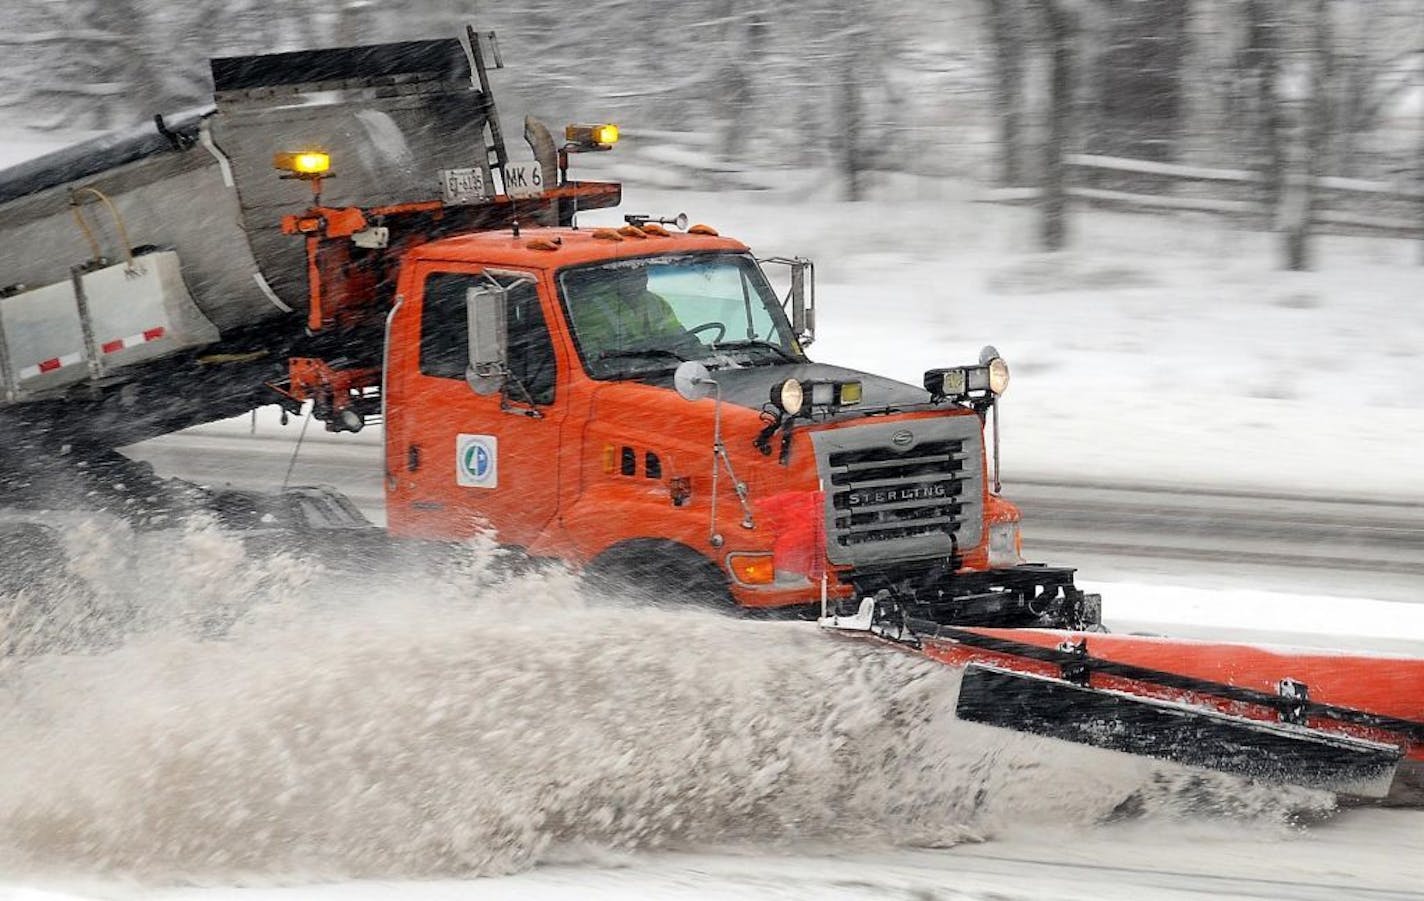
[643,361,932,415]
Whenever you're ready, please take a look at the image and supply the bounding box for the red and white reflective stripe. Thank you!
[14,327,168,380]
[18,351,85,380]
[100,326,166,355]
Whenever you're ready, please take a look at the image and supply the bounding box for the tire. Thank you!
[583,539,735,612]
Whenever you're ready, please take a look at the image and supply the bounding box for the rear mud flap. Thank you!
[955,663,1403,799]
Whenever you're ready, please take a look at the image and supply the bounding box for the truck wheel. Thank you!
[583,540,735,612]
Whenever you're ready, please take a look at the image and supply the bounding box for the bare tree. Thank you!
[1281,0,1333,271]
[1037,0,1077,251]
[1094,0,1188,161]
[1416,47,1424,265]
[984,0,1027,186]
[839,51,867,201]
[1242,0,1287,217]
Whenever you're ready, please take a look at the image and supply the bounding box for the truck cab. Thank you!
[382,225,1093,626]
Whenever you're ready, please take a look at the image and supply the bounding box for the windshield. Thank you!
[558,253,803,379]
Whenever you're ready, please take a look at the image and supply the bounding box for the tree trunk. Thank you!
[1095,0,1188,162]
[721,10,767,162]
[1038,0,1075,252]
[985,0,1026,186]
[1417,61,1424,265]
[1244,0,1285,220]
[840,61,864,201]
[75,0,183,119]
[836,9,868,204]
[1283,0,1331,272]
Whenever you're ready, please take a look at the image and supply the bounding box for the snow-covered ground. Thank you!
[3,133,1424,898]
[0,128,84,171]
[581,168,1424,501]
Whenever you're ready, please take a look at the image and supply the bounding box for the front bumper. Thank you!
[838,561,1102,630]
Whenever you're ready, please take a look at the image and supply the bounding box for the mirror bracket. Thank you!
[464,270,537,397]
[758,256,816,347]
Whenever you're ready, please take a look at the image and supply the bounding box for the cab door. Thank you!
[385,262,564,547]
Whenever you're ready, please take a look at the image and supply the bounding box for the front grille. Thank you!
[830,440,970,543]
[811,417,983,566]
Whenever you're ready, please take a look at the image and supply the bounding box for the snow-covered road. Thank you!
[125,430,1424,622]
[128,812,1424,900]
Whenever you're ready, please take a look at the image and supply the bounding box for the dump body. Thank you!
[0,39,492,416]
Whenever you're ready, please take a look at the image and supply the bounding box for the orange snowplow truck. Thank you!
[8,31,1424,803]
[0,30,1095,628]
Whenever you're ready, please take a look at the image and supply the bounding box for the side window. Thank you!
[419,273,473,380]
[419,271,557,406]
[506,281,556,406]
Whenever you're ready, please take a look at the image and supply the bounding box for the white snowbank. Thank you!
[1091,579,1424,652]
[0,130,77,170]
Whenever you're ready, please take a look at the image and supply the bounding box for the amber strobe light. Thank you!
[565,123,620,149]
[274,151,332,178]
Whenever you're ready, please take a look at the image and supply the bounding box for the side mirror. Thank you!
[760,256,816,347]
[789,260,815,345]
[674,360,713,401]
[465,283,509,396]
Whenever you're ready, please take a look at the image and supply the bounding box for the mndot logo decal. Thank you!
[456,434,498,488]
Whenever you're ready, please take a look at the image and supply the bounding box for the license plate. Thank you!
[440,167,489,205]
[501,159,545,199]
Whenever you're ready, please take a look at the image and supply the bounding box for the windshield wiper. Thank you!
[594,347,688,366]
[711,340,798,363]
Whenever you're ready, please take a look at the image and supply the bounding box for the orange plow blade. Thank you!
[823,601,1424,802]
[935,626,1424,801]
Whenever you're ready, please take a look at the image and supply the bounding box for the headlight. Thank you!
[771,378,804,415]
[988,520,1023,568]
[988,357,1010,395]
[925,357,1009,403]
[924,368,967,398]
[796,379,863,410]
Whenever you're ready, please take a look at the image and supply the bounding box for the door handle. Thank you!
[407,444,421,472]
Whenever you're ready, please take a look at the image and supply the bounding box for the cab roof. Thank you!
[410,225,750,271]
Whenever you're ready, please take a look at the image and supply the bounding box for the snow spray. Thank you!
[0,523,1332,881]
